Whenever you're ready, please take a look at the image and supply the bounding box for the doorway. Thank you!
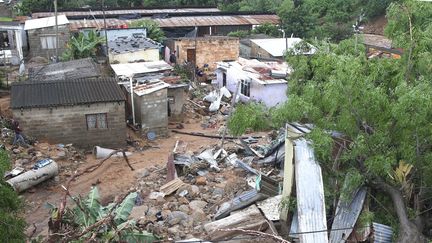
[186,49,196,64]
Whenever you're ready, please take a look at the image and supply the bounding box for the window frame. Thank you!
[240,79,251,97]
[40,35,57,50]
[86,113,108,130]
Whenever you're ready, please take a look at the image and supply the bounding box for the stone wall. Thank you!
[135,89,168,137]
[12,102,126,149]
[171,37,239,71]
[27,25,70,59]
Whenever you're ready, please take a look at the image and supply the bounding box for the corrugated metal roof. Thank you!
[250,38,317,57]
[11,77,125,109]
[373,222,393,243]
[32,8,221,18]
[294,138,328,243]
[329,187,367,243]
[28,58,100,81]
[24,15,69,30]
[68,14,279,31]
[110,60,172,77]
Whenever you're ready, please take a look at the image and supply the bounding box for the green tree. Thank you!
[251,23,283,37]
[0,150,26,242]
[61,30,104,61]
[129,20,165,43]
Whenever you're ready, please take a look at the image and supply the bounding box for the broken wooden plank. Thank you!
[239,138,264,158]
[159,177,183,196]
[204,204,269,241]
[280,130,295,221]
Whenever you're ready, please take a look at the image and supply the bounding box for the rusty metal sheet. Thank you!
[295,138,328,243]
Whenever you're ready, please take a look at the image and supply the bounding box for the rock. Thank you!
[146,207,159,217]
[190,185,200,197]
[136,168,150,178]
[176,184,192,196]
[196,176,207,185]
[179,205,190,214]
[21,158,30,165]
[161,209,172,219]
[191,208,207,225]
[178,196,189,205]
[12,148,20,154]
[168,225,179,235]
[155,196,165,205]
[130,205,149,219]
[212,188,225,197]
[167,211,189,226]
[189,200,207,211]
[56,151,66,160]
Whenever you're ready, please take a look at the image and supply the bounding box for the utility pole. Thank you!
[102,0,109,63]
[54,0,59,62]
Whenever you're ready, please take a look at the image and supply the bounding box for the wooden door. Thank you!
[186,49,196,64]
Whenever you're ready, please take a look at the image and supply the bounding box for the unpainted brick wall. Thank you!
[12,102,126,149]
[27,25,70,59]
[175,37,239,70]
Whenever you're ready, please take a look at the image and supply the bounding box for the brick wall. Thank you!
[135,89,168,137]
[27,25,70,59]
[12,102,126,149]
[174,37,239,71]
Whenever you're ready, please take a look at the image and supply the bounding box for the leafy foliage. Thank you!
[251,23,283,37]
[0,149,26,243]
[61,30,104,61]
[228,102,271,136]
[227,30,250,38]
[48,187,157,242]
[129,20,165,43]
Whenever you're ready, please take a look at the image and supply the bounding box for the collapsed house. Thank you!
[24,15,70,59]
[164,36,239,70]
[215,57,290,107]
[362,34,402,59]
[10,77,126,148]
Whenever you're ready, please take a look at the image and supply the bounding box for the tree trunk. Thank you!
[372,179,427,243]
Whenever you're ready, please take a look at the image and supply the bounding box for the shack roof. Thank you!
[28,58,101,82]
[32,8,221,18]
[67,14,279,31]
[250,38,317,57]
[217,57,289,85]
[108,36,161,55]
[11,77,125,109]
[24,15,69,30]
[111,60,172,77]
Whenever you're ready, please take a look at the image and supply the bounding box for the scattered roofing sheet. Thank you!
[67,14,279,31]
[217,57,289,85]
[130,81,170,96]
[24,15,69,30]
[329,187,367,243]
[28,58,100,82]
[372,222,393,243]
[250,38,317,57]
[294,138,328,243]
[32,8,221,18]
[11,77,125,109]
[111,60,172,77]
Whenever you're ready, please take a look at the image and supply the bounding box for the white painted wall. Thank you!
[109,48,159,64]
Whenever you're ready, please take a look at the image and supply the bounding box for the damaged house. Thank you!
[108,33,162,64]
[11,77,126,148]
[24,15,70,59]
[164,36,239,70]
[215,58,289,107]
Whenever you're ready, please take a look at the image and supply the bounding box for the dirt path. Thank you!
[23,120,223,237]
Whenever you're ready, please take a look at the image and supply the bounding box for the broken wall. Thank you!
[168,86,187,118]
[171,37,239,71]
[13,102,126,148]
[136,89,168,137]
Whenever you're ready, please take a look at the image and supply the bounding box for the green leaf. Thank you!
[114,192,137,224]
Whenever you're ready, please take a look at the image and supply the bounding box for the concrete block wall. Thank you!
[174,37,239,71]
[168,87,186,117]
[250,41,273,59]
[28,25,70,59]
[12,102,126,149]
[137,89,168,137]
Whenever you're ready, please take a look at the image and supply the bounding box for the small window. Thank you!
[40,35,57,49]
[222,72,227,87]
[240,79,250,97]
[86,113,108,129]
